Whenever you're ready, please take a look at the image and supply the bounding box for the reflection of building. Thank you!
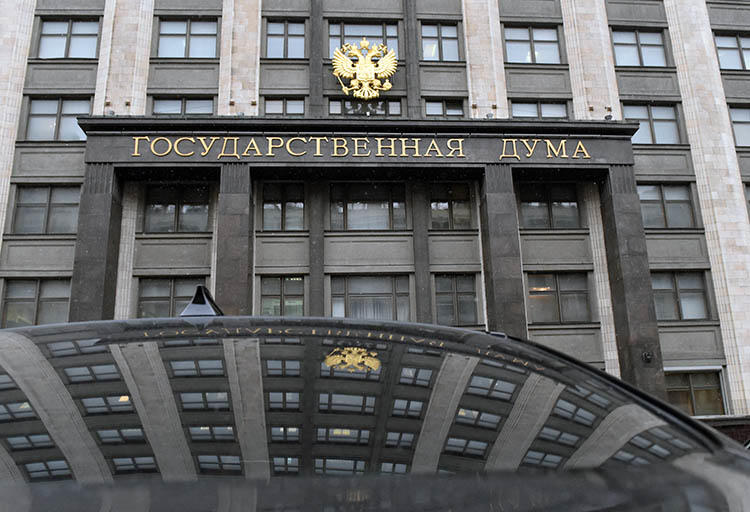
[0,0,749,430]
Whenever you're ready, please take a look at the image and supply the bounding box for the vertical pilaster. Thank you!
[479,165,527,339]
[92,0,116,114]
[218,0,261,116]
[411,181,432,323]
[215,164,252,315]
[664,0,750,415]
[308,180,326,316]
[599,166,666,398]
[403,0,421,119]
[461,0,508,119]
[308,0,324,117]
[560,0,621,120]
[113,183,138,319]
[69,164,122,321]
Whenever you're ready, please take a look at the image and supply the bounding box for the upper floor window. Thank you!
[715,34,750,70]
[12,186,79,234]
[511,101,567,119]
[264,97,304,116]
[519,183,580,229]
[38,20,98,59]
[637,184,695,228]
[157,19,217,58]
[430,183,472,229]
[331,275,409,321]
[651,272,708,321]
[266,21,305,58]
[623,104,680,144]
[527,273,590,324]
[262,183,304,230]
[2,279,69,328]
[435,274,478,327]
[421,24,458,61]
[27,98,89,141]
[666,372,725,416]
[425,99,463,117]
[330,183,406,230]
[612,30,666,67]
[144,184,210,233]
[260,276,304,316]
[153,97,213,115]
[329,22,398,58]
[137,277,204,318]
[730,107,750,146]
[329,98,402,116]
[505,26,560,64]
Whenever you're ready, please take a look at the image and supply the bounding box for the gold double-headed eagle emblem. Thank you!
[324,347,381,372]
[332,38,398,100]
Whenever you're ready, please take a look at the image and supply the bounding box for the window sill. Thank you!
[644,228,705,235]
[519,228,589,235]
[27,58,99,65]
[719,69,750,76]
[260,57,309,63]
[15,140,87,146]
[2,234,77,241]
[428,229,479,235]
[614,66,677,73]
[149,58,220,64]
[528,322,600,330]
[419,60,467,67]
[325,230,412,236]
[503,63,569,71]
[631,144,691,150]
[136,232,213,239]
[256,230,309,235]
[656,320,720,328]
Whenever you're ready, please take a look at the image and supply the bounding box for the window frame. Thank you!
[80,395,134,415]
[651,271,710,321]
[265,359,301,377]
[0,401,36,422]
[424,98,464,117]
[5,433,54,450]
[169,359,225,378]
[730,107,750,147]
[112,456,157,474]
[63,364,120,383]
[429,182,473,230]
[97,428,146,444]
[611,28,668,67]
[142,183,211,234]
[526,272,591,325]
[665,369,727,417]
[151,97,215,115]
[264,19,306,59]
[518,182,581,229]
[155,18,219,59]
[420,22,460,62]
[25,460,71,480]
[11,185,80,235]
[26,97,91,141]
[260,275,305,316]
[319,393,376,414]
[330,275,410,321]
[268,391,300,410]
[1,278,70,329]
[503,25,562,65]
[510,100,569,119]
[636,183,696,229]
[261,182,305,231]
[328,21,398,59]
[188,425,235,442]
[197,455,241,473]
[263,97,305,116]
[36,19,100,59]
[137,276,206,318]
[434,273,479,327]
[179,391,230,411]
[330,182,407,231]
[622,103,682,145]
[328,97,403,117]
[714,33,750,70]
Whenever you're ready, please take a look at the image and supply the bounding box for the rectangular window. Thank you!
[64,364,120,383]
[435,274,478,327]
[25,460,71,479]
[317,427,370,444]
[152,97,213,115]
[392,399,423,417]
[730,107,750,146]
[197,455,241,473]
[715,34,750,70]
[637,184,695,228]
[623,104,680,144]
[157,19,217,58]
[425,99,463,117]
[264,97,304,115]
[421,24,459,61]
[553,398,596,426]
[144,184,210,233]
[315,458,365,475]
[47,339,106,357]
[137,277,205,318]
[612,30,666,67]
[444,437,488,457]
[189,425,235,442]
[666,372,725,416]
[266,20,305,58]
[38,20,98,59]
[330,183,406,230]
[380,462,408,474]
[260,276,304,316]
[169,360,224,377]
[180,392,229,411]
[511,101,567,119]
[81,395,133,415]
[6,434,54,450]
[527,273,590,324]
[430,183,472,229]
[399,367,433,387]
[467,375,516,401]
[268,391,300,410]
[319,393,375,414]
[27,98,89,141]
[12,186,79,234]
[538,426,580,447]
[456,408,502,429]
[519,183,580,229]
[505,26,561,64]
[329,22,398,58]
[262,183,304,230]
[272,456,299,474]
[112,456,157,473]
[651,272,708,321]
[0,374,15,391]
[522,450,563,468]
[270,426,300,442]
[97,428,145,444]
[2,279,70,328]
[331,275,409,321]
[320,359,381,380]
[329,98,402,116]
[0,402,35,422]
[265,359,301,377]
[385,432,414,448]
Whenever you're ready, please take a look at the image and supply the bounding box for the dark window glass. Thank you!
[2,279,69,328]
[666,372,725,416]
[430,183,472,229]
[331,275,409,321]
[97,428,146,444]
[25,460,71,479]
[180,392,229,411]
[189,425,234,442]
[519,183,580,229]
[262,183,304,230]
[730,107,750,146]
[137,277,205,318]
[112,457,157,473]
[330,183,406,230]
[197,455,241,473]
[260,276,304,316]
[329,98,402,116]
[637,184,695,228]
[144,185,210,233]
[651,272,708,321]
[527,273,590,324]
[435,274,478,326]
[12,186,79,234]
[6,433,54,450]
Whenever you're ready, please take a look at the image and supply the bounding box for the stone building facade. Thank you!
[0,0,749,426]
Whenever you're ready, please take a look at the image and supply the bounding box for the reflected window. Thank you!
[189,425,235,442]
[1,279,70,328]
[97,428,145,444]
[81,395,133,415]
[467,375,516,401]
[527,273,590,324]
[152,97,213,115]
[519,183,580,229]
[319,393,375,414]
[315,458,365,475]
[651,272,708,321]
[392,399,423,418]
[522,450,563,468]
[329,22,398,58]
[170,359,224,377]
[666,372,725,416]
[25,460,71,479]
[730,107,750,146]
[430,183,472,229]
[266,359,301,376]
[623,104,680,144]
[268,391,300,410]
[331,275,409,321]
[0,402,35,422]
[629,435,671,458]
[137,277,205,318]
[273,457,299,474]
[329,98,402,116]
[144,184,210,233]
[0,374,15,391]
[380,462,408,474]
[421,23,459,61]
[553,399,596,426]
[435,274,478,326]
[262,183,304,230]
[12,186,79,234]
[613,450,649,466]
[198,455,241,473]
[317,427,370,444]
[385,432,415,448]
[538,426,580,447]
[64,364,120,383]
[180,392,229,411]
[445,437,488,457]
[511,101,567,119]
[5,434,53,450]
[321,360,381,380]
[330,183,405,230]
[261,276,304,316]
[425,99,463,117]
[504,26,561,64]
[637,184,695,228]
[264,97,305,115]
[456,408,502,429]
[38,20,98,59]
[27,98,89,141]
[112,456,157,473]
[715,34,750,70]
[612,30,667,67]
[399,367,433,387]
[270,426,300,442]
[47,338,106,357]
[157,19,217,58]
[266,20,305,58]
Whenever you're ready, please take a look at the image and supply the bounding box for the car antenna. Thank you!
[179,286,224,317]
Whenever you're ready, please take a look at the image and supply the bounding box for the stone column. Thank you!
[113,183,138,319]
[479,165,527,339]
[461,0,508,119]
[308,0,324,117]
[214,164,252,315]
[411,181,432,323]
[69,164,122,321]
[403,0,422,118]
[599,166,666,399]
[308,181,326,316]
[560,0,621,120]
[218,0,261,116]
[664,0,750,415]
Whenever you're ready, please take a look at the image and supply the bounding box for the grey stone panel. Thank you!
[259,63,310,96]
[499,0,562,21]
[322,0,401,15]
[605,0,667,24]
[24,64,98,93]
[645,233,710,268]
[659,324,725,363]
[155,0,221,12]
[36,0,105,11]
[262,0,309,14]
[738,150,750,179]
[255,234,310,273]
[324,234,414,272]
[147,63,219,93]
[708,2,750,29]
[133,237,211,272]
[411,182,432,323]
[506,67,572,97]
[419,65,468,96]
[12,146,85,179]
[616,71,681,101]
[722,74,750,102]
[428,233,480,271]
[0,240,75,273]
[415,0,461,16]
[529,327,604,365]
[633,148,694,180]
[520,233,592,269]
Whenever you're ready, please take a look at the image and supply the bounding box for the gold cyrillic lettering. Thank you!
[520,138,542,157]
[375,137,398,157]
[266,136,284,156]
[174,137,195,157]
[545,139,568,159]
[423,138,445,157]
[309,136,328,156]
[285,137,307,156]
[331,137,349,157]
[352,137,371,157]
[572,140,591,159]
[150,136,172,157]
[499,139,521,161]
[218,137,241,159]
[446,138,465,158]
[132,136,150,156]
[197,136,220,156]
[242,138,262,156]
[399,138,421,157]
